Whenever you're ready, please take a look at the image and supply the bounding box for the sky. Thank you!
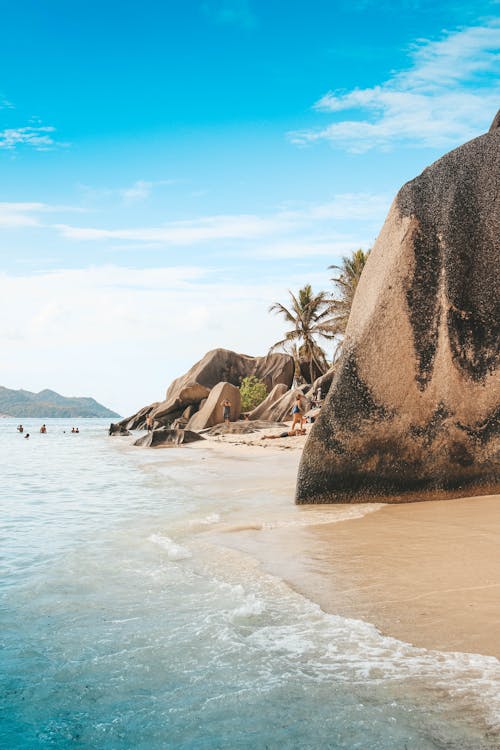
[1,0,499,415]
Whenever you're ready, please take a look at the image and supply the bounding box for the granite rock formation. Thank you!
[118,349,294,432]
[297,113,500,503]
[187,382,241,431]
[165,349,294,400]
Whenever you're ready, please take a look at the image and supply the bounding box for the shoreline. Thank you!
[183,426,500,660]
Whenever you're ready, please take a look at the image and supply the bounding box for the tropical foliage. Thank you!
[329,248,370,338]
[239,376,268,412]
[269,284,335,384]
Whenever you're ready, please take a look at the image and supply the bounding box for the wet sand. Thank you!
[146,424,500,659]
[216,490,500,658]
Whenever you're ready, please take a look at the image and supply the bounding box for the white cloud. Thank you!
[77,179,177,204]
[120,180,153,202]
[253,236,373,259]
[53,212,294,244]
[119,179,177,203]
[289,22,500,151]
[0,125,62,151]
[0,201,83,228]
[51,192,388,249]
[282,192,392,221]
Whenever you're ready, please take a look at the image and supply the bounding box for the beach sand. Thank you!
[201,425,500,659]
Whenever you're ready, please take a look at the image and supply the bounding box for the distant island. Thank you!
[0,387,120,418]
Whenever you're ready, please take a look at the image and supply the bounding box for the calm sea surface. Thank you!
[1,418,499,749]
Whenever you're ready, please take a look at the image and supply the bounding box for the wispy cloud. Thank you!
[289,21,500,152]
[0,94,66,151]
[54,212,291,244]
[0,201,83,228]
[120,180,154,202]
[201,0,257,29]
[0,125,60,151]
[52,192,388,248]
[119,179,177,203]
[77,179,177,204]
[48,193,390,256]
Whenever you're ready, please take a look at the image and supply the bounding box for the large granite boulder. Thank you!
[187,382,241,431]
[133,429,205,447]
[166,349,294,400]
[297,113,500,504]
[247,382,289,420]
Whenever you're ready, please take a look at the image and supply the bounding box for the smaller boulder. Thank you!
[133,429,205,447]
[251,386,310,423]
[117,403,159,431]
[109,423,132,436]
[310,369,335,403]
[203,420,288,436]
[187,382,241,431]
[247,383,289,420]
[152,383,210,423]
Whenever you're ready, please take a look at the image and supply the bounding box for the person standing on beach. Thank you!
[145,414,154,432]
[221,398,231,426]
[40,424,47,434]
[291,394,304,430]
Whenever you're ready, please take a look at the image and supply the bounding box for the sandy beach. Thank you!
[200,424,500,659]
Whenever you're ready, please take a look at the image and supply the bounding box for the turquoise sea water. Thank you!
[1,418,499,749]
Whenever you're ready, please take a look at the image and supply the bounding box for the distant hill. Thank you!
[0,387,120,418]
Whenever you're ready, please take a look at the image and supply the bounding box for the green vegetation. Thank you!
[329,248,371,354]
[239,376,268,412]
[0,386,120,418]
[268,249,371,378]
[269,284,335,384]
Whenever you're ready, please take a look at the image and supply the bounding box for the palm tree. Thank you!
[269,284,335,384]
[329,248,370,357]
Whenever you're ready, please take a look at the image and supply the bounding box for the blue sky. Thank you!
[1,0,499,414]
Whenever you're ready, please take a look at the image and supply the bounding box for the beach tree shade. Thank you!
[239,375,268,412]
[329,248,371,359]
[268,284,335,384]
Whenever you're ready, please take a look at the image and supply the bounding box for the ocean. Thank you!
[1,418,498,749]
